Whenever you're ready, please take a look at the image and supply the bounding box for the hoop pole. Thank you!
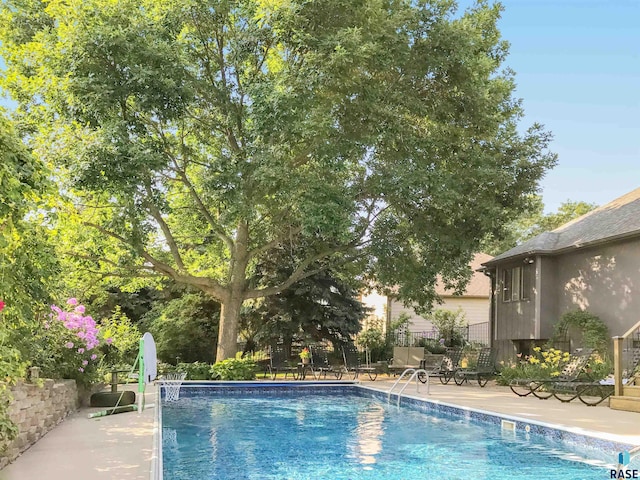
[138,338,145,414]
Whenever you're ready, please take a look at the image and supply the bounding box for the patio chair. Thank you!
[341,342,377,381]
[309,345,343,380]
[388,346,425,376]
[419,347,463,384]
[453,347,496,387]
[264,344,298,380]
[508,348,594,400]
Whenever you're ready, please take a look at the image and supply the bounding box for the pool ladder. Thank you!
[387,368,429,407]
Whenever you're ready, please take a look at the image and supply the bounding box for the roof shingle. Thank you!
[484,187,640,265]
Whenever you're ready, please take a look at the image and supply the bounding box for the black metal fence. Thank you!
[388,322,490,348]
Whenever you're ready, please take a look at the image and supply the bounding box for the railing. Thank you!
[386,322,490,348]
[613,320,640,397]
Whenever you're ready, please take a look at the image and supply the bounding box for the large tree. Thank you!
[0,0,556,360]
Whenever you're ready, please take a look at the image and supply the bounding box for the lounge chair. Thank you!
[309,345,343,380]
[419,347,462,384]
[453,347,496,387]
[575,349,639,406]
[508,348,594,400]
[264,344,298,380]
[388,346,425,376]
[341,342,377,381]
[574,377,619,406]
[416,353,445,384]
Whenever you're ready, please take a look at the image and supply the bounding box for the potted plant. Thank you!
[299,348,311,365]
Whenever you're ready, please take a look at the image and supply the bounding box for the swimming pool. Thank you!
[159,383,634,479]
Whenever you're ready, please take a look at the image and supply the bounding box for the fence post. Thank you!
[613,336,623,397]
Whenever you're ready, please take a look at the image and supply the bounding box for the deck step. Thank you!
[623,385,640,398]
[610,396,640,413]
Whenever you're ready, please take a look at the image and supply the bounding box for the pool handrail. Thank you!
[387,368,430,407]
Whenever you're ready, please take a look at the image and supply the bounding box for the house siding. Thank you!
[538,256,559,339]
[494,262,536,340]
[492,261,537,361]
[388,297,490,332]
[553,237,640,337]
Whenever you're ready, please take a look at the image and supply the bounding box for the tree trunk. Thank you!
[216,220,250,361]
[216,295,243,361]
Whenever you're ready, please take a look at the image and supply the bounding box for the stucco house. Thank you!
[385,253,493,344]
[481,187,640,361]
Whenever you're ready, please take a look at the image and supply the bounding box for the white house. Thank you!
[371,253,493,344]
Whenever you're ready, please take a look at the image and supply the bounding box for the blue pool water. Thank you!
[161,389,614,480]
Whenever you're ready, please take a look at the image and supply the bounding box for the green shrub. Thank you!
[496,347,573,386]
[141,293,218,364]
[0,385,18,451]
[584,353,612,381]
[358,327,387,362]
[210,354,256,380]
[430,308,467,347]
[176,361,212,380]
[418,338,447,354]
[99,306,141,367]
[157,362,175,376]
[0,334,24,449]
[551,310,610,357]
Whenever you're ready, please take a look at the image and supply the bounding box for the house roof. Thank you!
[436,252,493,297]
[483,187,640,266]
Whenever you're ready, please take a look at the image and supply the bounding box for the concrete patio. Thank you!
[1,378,638,480]
[0,387,156,480]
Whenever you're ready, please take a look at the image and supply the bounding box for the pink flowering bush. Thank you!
[33,298,111,386]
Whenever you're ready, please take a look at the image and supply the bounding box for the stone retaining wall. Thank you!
[0,379,78,469]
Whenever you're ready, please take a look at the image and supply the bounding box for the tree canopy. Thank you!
[0,111,57,334]
[482,196,597,255]
[0,0,557,359]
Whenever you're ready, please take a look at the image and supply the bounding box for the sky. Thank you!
[1,1,638,213]
[485,0,640,212]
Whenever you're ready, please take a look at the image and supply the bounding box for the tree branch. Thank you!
[82,221,230,301]
[147,120,235,252]
[244,246,362,300]
[248,226,303,258]
[65,252,156,274]
[143,187,186,271]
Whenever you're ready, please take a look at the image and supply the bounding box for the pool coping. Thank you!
[152,381,639,478]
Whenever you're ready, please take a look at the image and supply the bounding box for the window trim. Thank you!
[521,262,532,300]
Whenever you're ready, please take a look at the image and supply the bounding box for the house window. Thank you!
[502,264,531,302]
[502,268,512,302]
[511,266,521,301]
